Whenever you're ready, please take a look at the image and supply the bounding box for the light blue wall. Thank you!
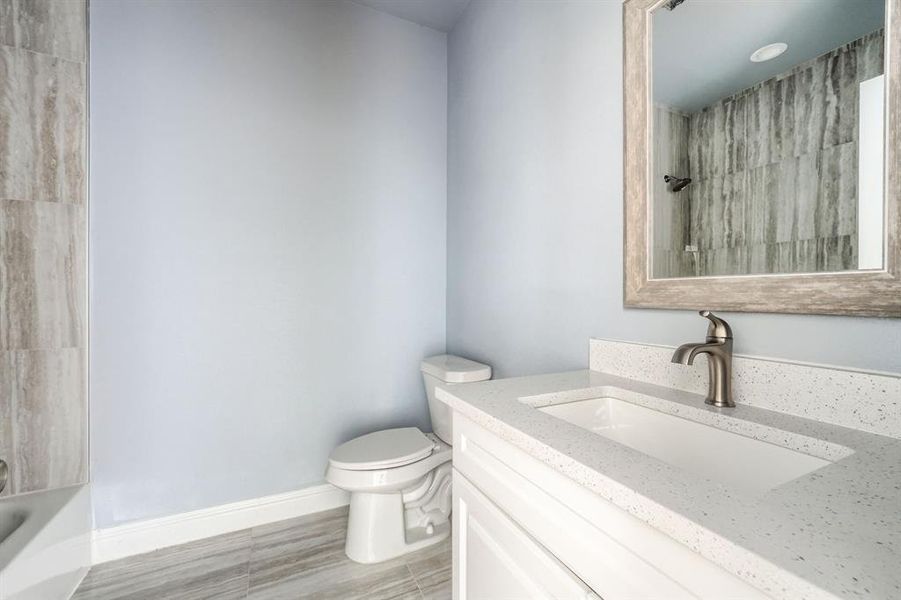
[90,0,447,527]
[90,0,900,529]
[447,0,901,378]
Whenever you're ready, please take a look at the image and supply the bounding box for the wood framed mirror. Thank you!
[623,0,901,317]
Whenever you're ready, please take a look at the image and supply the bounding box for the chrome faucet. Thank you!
[672,311,735,408]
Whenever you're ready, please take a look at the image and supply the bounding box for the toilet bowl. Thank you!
[325,354,491,564]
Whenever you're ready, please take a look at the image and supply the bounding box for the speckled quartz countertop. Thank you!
[436,369,901,600]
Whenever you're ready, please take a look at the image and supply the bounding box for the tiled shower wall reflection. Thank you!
[0,0,87,495]
[653,30,884,278]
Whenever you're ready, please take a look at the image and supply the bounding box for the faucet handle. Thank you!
[699,310,732,340]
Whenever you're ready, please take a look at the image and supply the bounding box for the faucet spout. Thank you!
[671,342,721,365]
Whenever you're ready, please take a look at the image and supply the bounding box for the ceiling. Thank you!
[653,0,886,113]
[352,0,472,32]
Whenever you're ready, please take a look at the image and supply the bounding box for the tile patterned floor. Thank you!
[73,507,451,600]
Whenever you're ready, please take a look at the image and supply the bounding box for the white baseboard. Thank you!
[91,483,349,565]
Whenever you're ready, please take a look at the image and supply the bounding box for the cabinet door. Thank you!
[454,470,599,600]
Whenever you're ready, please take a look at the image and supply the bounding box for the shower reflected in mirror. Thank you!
[650,0,886,279]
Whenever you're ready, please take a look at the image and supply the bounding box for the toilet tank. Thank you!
[420,355,492,444]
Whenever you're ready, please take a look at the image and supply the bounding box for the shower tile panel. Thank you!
[820,234,858,271]
[692,94,749,178]
[857,30,885,82]
[744,80,774,170]
[744,163,773,247]
[0,0,86,500]
[0,199,85,350]
[652,247,698,279]
[652,105,690,256]
[820,44,859,150]
[745,235,857,275]
[0,352,13,496]
[689,170,747,250]
[0,45,86,205]
[0,0,86,62]
[784,66,817,159]
[745,153,820,246]
[7,348,86,493]
[745,40,861,170]
[694,245,745,278]
[816,141,858,239]
[787,153,820,243]
[747,238,817,276]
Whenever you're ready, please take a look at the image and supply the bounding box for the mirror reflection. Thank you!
[651,0,885,279]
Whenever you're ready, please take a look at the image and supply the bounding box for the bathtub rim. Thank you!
[0,484,88,571]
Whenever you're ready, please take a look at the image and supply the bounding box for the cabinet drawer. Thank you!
[453,413,770,600]
[454,469,600,600]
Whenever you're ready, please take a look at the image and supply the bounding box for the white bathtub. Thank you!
[0,486,91,600]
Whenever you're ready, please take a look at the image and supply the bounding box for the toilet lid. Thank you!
[329,427,436,471]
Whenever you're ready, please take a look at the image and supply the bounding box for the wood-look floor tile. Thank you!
[77,574,249,600]
[404,537,450,600]
[418,580,450,600]
[72,529,251,600]
[248,554,420,600]
[404,537,450,590]
[249,506,349,582]
[248,506,421,599]
[72,507,453,600]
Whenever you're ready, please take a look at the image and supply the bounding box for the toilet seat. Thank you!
[326,432,451,494]
[329,427,437,471]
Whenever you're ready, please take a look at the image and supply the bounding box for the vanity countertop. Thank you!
[436,369,901,600]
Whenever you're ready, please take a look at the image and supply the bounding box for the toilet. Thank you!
[326,354,492,563]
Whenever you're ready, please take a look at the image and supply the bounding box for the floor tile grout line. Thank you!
[243,534,252,600]
[406,562,425,598]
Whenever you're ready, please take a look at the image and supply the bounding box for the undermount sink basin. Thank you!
[539,397,831,493]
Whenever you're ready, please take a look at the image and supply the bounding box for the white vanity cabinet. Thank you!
[451,413,772,600]
[454,472,599,599]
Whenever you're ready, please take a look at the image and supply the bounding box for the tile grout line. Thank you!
[0,40,87,65]
[0,197,87,206]
[243,530,252,600]
[405,562,426,599]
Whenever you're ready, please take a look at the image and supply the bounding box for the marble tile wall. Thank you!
[0,0,85,62]
[653,30,884,278]
[652,105,691,256]
[0,0,87,496]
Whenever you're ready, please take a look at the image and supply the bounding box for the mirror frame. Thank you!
[623,0,901,317]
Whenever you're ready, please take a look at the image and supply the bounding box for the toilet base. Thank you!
[344,463,452,564]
